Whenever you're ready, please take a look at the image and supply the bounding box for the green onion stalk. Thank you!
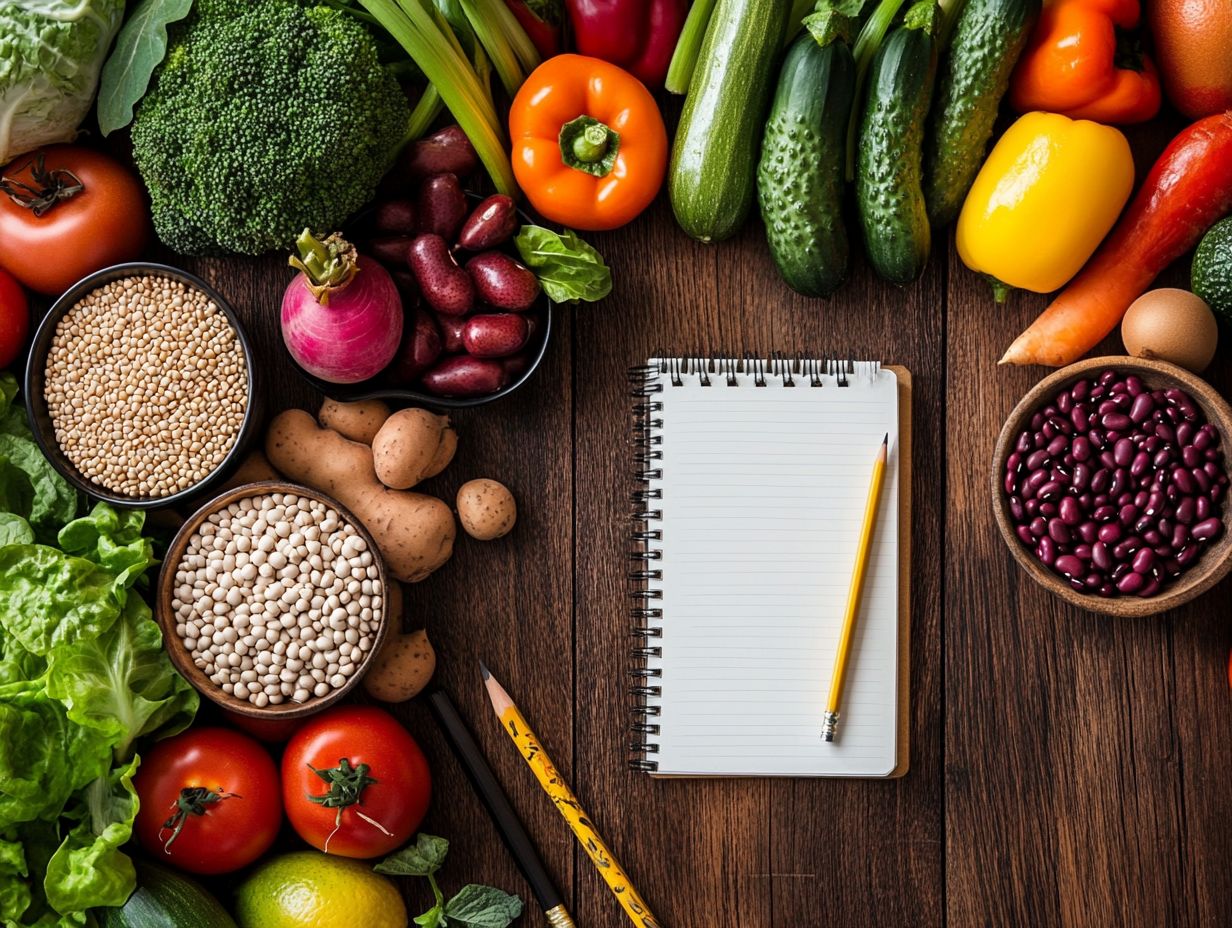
[664,0,718,94]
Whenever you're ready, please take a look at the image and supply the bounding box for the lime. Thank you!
[1192,216,1232,321]
[235,851,407,928]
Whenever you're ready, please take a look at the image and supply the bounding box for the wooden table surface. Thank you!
[167,108,1232,928]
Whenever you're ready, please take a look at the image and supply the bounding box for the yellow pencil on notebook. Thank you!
[481,662,661,928]
[822,432,889,742]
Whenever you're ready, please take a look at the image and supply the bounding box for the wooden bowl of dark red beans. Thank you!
[993,356,1232,617]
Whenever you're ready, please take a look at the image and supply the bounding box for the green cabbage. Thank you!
[0,374,198,926]
[0,0,126,164]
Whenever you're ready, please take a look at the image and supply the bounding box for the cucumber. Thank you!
[855,0,939,285]
[757,33,855,296]
[669,0,790,243]
[99,861,237,928]
[924,0,1040,226]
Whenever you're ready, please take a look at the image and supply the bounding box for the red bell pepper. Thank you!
[503,0,562,59]
[565,0,690,88]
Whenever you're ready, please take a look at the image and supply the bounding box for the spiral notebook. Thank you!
[628,358,911,778]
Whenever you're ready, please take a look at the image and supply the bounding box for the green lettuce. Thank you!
[0,373,199,926]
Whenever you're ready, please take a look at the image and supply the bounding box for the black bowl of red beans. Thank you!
[993,357,1232,617]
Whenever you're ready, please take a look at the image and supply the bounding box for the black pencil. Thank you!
[427,688,575,928]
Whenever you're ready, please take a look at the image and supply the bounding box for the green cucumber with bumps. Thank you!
[924,0,1040,226]
[758,32,856,296]
[855,0,939,285]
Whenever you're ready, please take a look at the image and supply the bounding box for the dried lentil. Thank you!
[44,274,248,498]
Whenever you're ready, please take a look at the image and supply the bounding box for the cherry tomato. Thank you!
[133,728,282,875]
[223,710,305,743]
[0,268,27,368]
[0,145,148,295]
[282,706,431,858]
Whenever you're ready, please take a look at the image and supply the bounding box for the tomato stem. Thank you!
[0,153,85,218]
[307,757,394,853]
[158,786,240,853]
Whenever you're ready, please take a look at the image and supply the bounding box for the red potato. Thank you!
[409,234,474,314]
[502,351,533,380]
[462,313,530,358]
[400,126,479,180]
[368,235,415,268]
[373,199,416,234]
[421,355,509,397]
[458,195,518,250]
[466,251,540,311]
[438,314,467,353]
[415,173,468,240]
[385,308,443,383]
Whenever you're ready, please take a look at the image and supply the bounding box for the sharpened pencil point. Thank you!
[478,660,491,681]
[883,432,888,446]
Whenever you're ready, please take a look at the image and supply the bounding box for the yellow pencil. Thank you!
[822,432,889,743]
[481,663,662,928]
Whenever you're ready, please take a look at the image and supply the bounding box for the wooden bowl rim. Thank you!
[991,356,1232,618]
[156,480,390,718]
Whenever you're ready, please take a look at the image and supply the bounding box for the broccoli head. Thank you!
[131,0,410,255]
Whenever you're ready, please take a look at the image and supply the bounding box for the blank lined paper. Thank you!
[642,362,900,777]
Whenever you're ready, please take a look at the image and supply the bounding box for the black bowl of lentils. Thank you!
[993,356,1232,617]
[24,263,262,510]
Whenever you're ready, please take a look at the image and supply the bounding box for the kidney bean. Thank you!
[373,199,417,235]
[1097,522,1122,544]
[1071,435,1093,462]
[1154,422,1176,443]
[1016,525,1035,546]
[1036,537,1057,565]
[1058,496,1080,525]
[1181,445,1201,468]
[1102,412,1132,431]
[1025,499,1041,517]
[1071,407,1090,432]
[1016,431,1033,454]
[1071,462,1091,490]
[1031,411,1045,431]
[1090,541,1111,570]
[1142,528,1163,546]
[1129,451,1151,479]
[1136,515,1156,536]
[1162,557,1182,577]
[1057,392,1073,413]
[1191,517,1222,541]
[1029,517,1047,537]
[457,194,519,250]
[1098,450,1117,471]
[1132,490,1149,508]
[1099,370,1117,385]
[1204,460,1221,480]
[1126,375,1144,396]
[1047,435,1069,457]
[420,355,509,397]
[1145,491,1165,516]
[1196,496,1212,521]
[1111,438,1133,467]
[1037,480,1062,500]
[1152,448,1173,469]
[1090,384,1107,399]
[1083,572,1102,589]
[1113,536,1143,560]
[1072,380,1090,400]
[1109,469,1129,498]
[1093,504,1116,522]
[1048,519,1070,544]
[1091,469,1111,494]
[1214,484,1226,503]
[1176,545,1200,566]
[1177,422,1195,447]
[1175,497,1196,525]
[1078,522,1098,544]
[1025,449,1049,470]
[1097,399,1119,417]
[1043,421,1058,440]
[1117,571,1146,594]
[1089,428,1107,449]
[1194,425,1216,450]
[1056,555,1085,578]
[1142,436,1160,453]
[462,313,530,359]
[1138,576,1162,597]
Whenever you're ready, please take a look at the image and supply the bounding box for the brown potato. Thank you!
[362,628,435,702]
[456,478,516,540]
[265,410,455,582]
[318,398,391,445]
[421,425,457,480]
[372,408,452,489]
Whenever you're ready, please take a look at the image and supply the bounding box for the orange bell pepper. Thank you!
[509,54,667,231]
[1010,0,1161,124]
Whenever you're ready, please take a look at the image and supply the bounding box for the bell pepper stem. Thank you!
[558,115,621,177]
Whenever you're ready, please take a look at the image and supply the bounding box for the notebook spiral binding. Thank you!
[626,356,880,772]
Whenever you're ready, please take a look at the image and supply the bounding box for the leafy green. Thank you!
[0,373,198,926]
[97,0,195,136]
[376,834,521,928]
[0,0,126,163]
[514,226,613,304]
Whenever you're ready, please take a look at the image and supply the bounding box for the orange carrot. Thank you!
[1001,111,1232,367]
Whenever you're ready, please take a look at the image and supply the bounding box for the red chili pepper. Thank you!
[503,0,562,59]
[1002,112,1232,366]
[565,0,690,88]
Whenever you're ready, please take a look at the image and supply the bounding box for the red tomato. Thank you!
[133,728,282,875]
[282,706,430,858]
[0,145,148,295]
[223,710,305,743]
[0,268,27,368]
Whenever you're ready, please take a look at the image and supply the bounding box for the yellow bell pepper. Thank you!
[957,112,1134,299]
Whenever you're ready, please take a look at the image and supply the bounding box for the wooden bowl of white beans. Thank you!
[156,481,390,719]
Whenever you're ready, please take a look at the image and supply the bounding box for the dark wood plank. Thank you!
[173,251,578,919]
[943,136,1232,927]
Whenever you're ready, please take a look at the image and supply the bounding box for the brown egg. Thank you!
[1121,288,1219,372]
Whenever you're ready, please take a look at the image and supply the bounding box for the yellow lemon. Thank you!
[235,851,407,928]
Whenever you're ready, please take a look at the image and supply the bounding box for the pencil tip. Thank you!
[478,660,491,681]
[882,432,889,445]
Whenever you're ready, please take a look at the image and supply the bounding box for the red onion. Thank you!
[281,230,403,383]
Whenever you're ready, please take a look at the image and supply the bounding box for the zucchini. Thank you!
[669,0,790,243]
[924,0,1040,226]
[757,32,856,296]
[855,0,939,284]
[99,861,237,928]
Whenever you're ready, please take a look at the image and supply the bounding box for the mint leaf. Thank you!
[443,884,524,928]
[375,833,449,877]
[514,225,612,304]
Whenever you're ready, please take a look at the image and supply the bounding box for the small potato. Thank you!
[457,478,516,540]
[319,398,391,445]
[372,408,452,489]
[363,628,435,702]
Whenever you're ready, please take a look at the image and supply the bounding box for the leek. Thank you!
[465,0,541,75]
[406,84,444,141]
[664,0,717,94]
[459,0,527,96]
[360,0,516,195]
